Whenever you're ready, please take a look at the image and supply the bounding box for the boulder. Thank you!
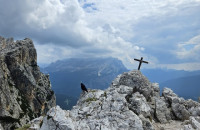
[116,71,153,101]
[162,87,178,104]
[41,106,75,130]
[190,116,200,129]
[151,83,160,98]
[29,116,43,130]
[155,97,171,123]
[183,116,200,130]
[185,99,200,116]
[139,115,154,130]
[172,101,190,120]
[162,88,200,121]
[127,92,151,118]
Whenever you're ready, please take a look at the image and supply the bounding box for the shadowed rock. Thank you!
[0,37,56,129]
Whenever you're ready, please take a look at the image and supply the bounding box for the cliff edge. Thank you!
[0,37,56,129]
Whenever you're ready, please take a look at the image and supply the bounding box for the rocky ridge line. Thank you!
[30,70,200,130]
[0,37,56,130]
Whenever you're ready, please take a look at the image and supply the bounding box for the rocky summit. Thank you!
[0,37,56,130]
[30,70,200,130]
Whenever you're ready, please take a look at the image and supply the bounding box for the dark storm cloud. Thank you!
[0,0,90,48]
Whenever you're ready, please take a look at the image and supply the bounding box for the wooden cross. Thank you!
[134,57,148,70]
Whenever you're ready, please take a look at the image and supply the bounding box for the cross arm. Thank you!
[143,61,148,64]
[134,59,140,61]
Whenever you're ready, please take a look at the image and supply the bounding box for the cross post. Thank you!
[134,57,148,70]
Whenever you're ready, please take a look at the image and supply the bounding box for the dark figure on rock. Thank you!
[81,83,88,92]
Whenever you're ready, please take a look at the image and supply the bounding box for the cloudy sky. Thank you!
[0,0,200,71]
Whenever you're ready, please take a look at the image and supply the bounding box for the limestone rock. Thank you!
[162,88,200,120]
[127,92,151,118]
[0,37,56,129]
[190,116,200,129]
[30,70,200,130]
[162,87,178,104]
[151,83,160,98]
[41,106,75,130]
[41,89,144,130]
[115,71,153,101]
[172,100,190,120]
[183,116,200,130]
[29,116,44,130]
[183,124,194,130]
[155,97,171,123]
[139,115,154,130]
[38,71,154,130]
[186,99,200,117]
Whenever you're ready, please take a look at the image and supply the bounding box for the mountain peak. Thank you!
[42,57,128,106]
[30,70,200,130]
[44,57,127,73]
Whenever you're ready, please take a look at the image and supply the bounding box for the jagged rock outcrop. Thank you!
[0,37,56,129]
[30,70,200,130]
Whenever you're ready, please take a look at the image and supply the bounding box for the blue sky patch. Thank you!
[82,3,97,11]
[183,44,195,51]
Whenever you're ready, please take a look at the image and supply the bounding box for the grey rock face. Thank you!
[155,97,171,123]
[127,92,151,118]
[172,101,190,120]
[29,116,44,130]
[117,71,153,101]
[163,88,200,120]
[0,37,56,129]
[30,70,200,130]
[183,116,200,130]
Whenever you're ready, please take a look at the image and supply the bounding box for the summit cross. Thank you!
[134,57,148,70]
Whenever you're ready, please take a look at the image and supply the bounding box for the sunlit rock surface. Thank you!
[29,70,200,130]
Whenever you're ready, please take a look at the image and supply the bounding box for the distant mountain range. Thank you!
[41,58,200,110]
[142,69,200,83]
[142,69,200,101]
[42,57,128,109]
[160,75,200,101]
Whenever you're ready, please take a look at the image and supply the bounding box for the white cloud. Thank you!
[80,0,200,39]
[27,0,66,29]
[158,62,200,71]
[176,35,200,61]
[0,0,200,71]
